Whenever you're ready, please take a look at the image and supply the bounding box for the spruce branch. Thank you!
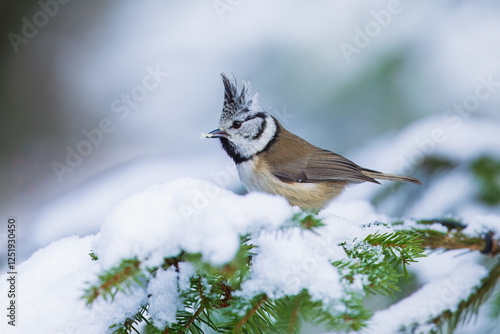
[234,295,272,333]
[471,155,500,206]
[271,293,305,334]
[333,245,401,296]
[167,275,221,333]
[414,218,467,232]
[287,294,304,333]
[363,231,426,282]
[184,277,207,330]
[83,258,145,305]
[274,291,371,332]
[89,251,99,261]
[83,214,500,333]
[397,219,500,255]
[184,235,255,289]
[186,304,205,330]
[109,305,149,334]
[291,212,325,230]
[417,229,498,255]
[431,259,500,332]
[212,282,234,309]
[489,285,500,319]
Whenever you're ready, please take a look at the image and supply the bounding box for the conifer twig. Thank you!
[431,259,500,331]
[83,258,143,304]
[185,277,207,329]
[410,228,499,256]
[235,295,268,331]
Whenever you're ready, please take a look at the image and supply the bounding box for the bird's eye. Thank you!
[232,121,242,129]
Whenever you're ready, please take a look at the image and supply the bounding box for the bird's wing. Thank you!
[303,149,379,183]
[271,158,309,183]
[262,120,377,184]
[271,148,377,184]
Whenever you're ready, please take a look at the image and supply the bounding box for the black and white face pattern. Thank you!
[218,74,278,163]
[219,111,277,162]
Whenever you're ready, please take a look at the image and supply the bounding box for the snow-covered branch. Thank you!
[2,177,498,333]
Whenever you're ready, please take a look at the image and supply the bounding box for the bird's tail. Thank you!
[361,168,423,185]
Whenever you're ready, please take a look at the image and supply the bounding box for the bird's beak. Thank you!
[202,128,228,139]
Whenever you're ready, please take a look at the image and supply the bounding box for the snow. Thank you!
[93,178,294,269]
[365,251,488,333]
[237,204,395,309]
[237,228,344,301]
[148,267,182,328]
[178,262,196,291]
[321,199,389,226]
[0,236,147,334]
[461,212,500,237]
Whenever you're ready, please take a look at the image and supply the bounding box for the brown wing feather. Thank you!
[305,149,379,183]
[361,168,423,184]
[261,118,378,184]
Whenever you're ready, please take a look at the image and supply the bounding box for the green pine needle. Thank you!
[83,257,146,305]
[364,231,426,283]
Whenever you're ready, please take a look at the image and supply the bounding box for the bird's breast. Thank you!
[236,158,272,192]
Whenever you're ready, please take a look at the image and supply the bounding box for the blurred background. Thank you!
[1,1,499,323]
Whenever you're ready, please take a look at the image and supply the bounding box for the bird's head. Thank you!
[204,74,277,163]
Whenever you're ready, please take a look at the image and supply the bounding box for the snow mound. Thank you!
[93,177,294,269]
[366,251,487,333]
[0,236,147,334]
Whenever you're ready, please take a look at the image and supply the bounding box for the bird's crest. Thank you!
[220,73,260,122]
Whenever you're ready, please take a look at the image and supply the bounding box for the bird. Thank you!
[203,74,422,211]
